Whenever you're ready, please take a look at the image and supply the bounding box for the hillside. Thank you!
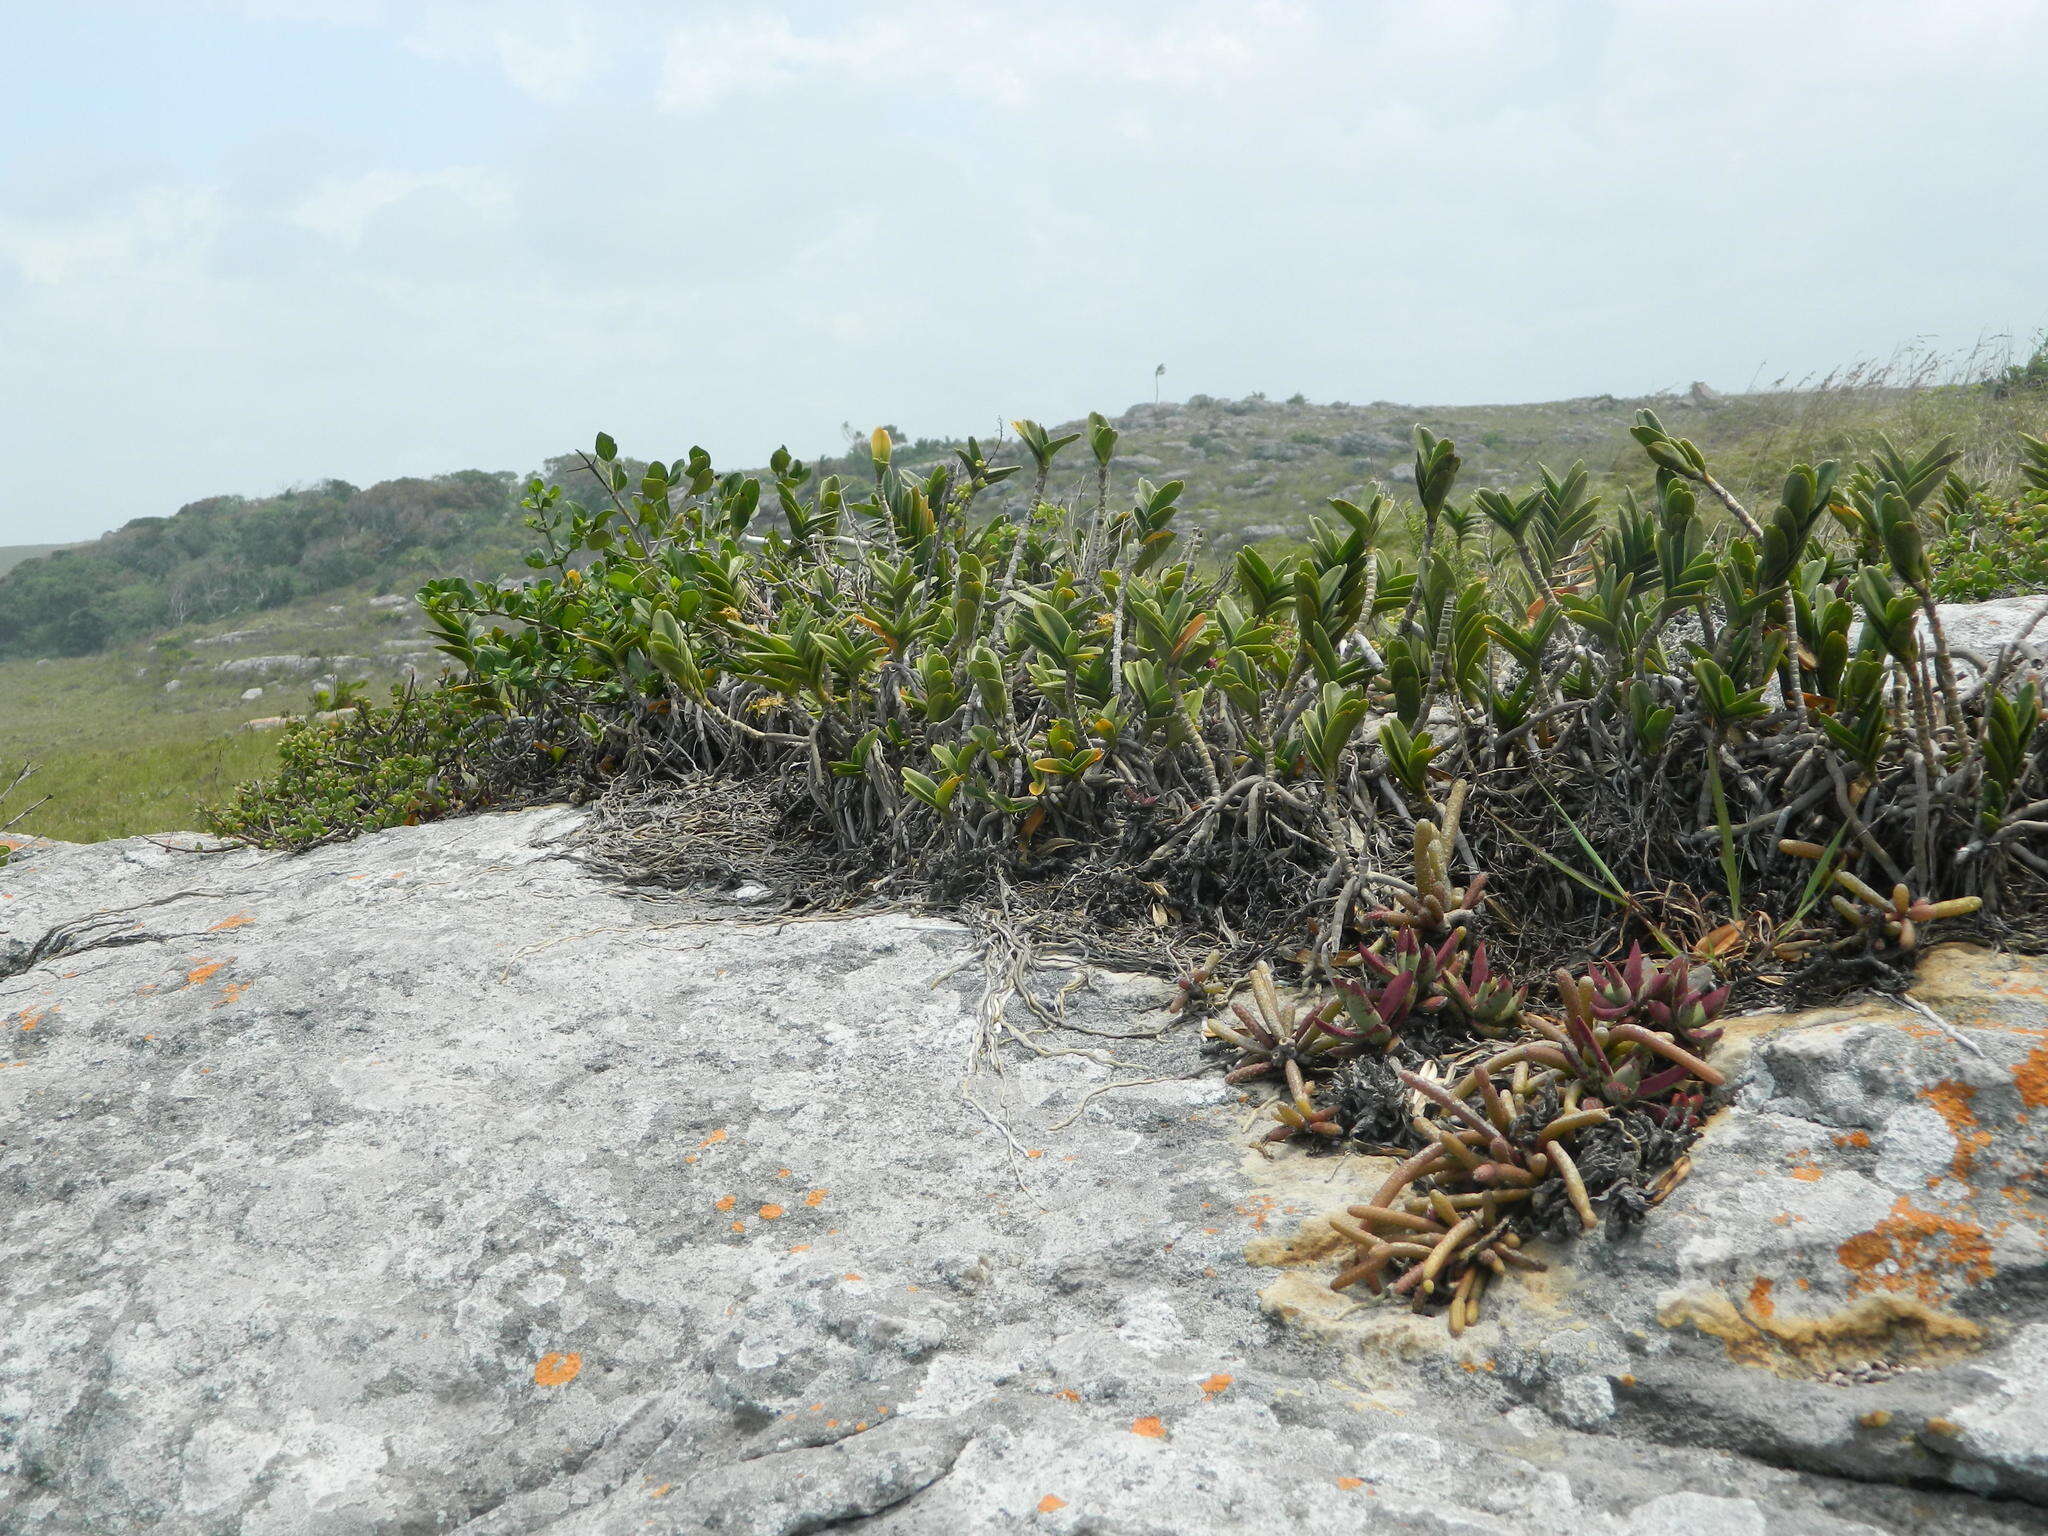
[0,542,79,576]
[8,378,2045,665]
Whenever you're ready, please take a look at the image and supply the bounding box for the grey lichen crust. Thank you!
[3,809,2046,1533]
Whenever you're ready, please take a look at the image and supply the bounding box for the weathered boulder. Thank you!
[3,811,2045,1534]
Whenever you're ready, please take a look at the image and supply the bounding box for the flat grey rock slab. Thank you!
[3,810,2043,1534]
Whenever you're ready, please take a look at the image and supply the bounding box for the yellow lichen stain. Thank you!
[1838,1196,1996,1301]
[1243,1215,1349,1268]
[1658,1287,1981,1376]
[533,1352,583,1386]
[1254,1271,1447,1356]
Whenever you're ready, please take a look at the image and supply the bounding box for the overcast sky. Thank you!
[3,0,2044,543]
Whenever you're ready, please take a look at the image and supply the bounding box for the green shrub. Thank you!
[1929,433,2048,601]
[369,411,2048,957]
[205,689,481,849]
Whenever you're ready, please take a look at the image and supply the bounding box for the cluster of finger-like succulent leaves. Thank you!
[1206,913,1744,1329]
[1320,944,1730,1331]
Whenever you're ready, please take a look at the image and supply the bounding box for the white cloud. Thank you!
[398,0,613,102]
[289,167,512,243]
[658,1,1315,113]
[0,185,222,288]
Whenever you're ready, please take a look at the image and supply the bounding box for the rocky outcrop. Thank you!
[4,810,2047,1534]
[215,654,364,680]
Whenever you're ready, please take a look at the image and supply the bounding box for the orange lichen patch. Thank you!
[12,1006,53,1032]
[759,1204,785,1220]
[1920,1081,1992,1180]
[1130,1416,1166,1440]
[1199,1373,1233,1397]
[214,982,251,1008]
[1659,1287,1981,1376]
[842,1272,863,1281]
[714,1194,736,1212]
[1337,1477,1366,1491]
[207,913,253,932]
[1053,1388,1081,1403]
[1025,1149,1045,1159]
[183,960,228,987]
[649,1484,672,1499]
[533,1352,583,1386]
[789,1244,810,1253]
[729,1221,745,1233]
[2015,1042,2048,1109]
[1235,1196,1279,1232]
[1838,1196,1996,1301]
[697,1127,728,1148]
[1833,1130,1872,1149]
[1747,1276,1776,1321]
[1787,1153,1824,1182]
[1037,1495,1068,1514]
[777,1168,792,1179]
[803,1188,828,1207]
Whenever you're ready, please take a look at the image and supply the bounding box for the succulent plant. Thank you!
[1437,940,1525,1035]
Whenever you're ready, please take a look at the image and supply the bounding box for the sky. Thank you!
[2,0,2045,544]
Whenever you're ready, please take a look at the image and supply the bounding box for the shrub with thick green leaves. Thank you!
[368,410,2048,961]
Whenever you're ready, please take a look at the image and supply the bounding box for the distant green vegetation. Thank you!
[0,471,524,657]
[0,543,79,577]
